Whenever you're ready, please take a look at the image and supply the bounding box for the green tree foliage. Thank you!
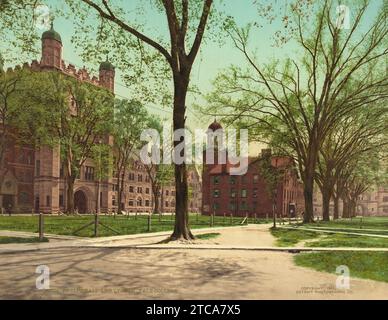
[206,0,388,223]
[0,0,43,63]
[28,71,114,213]
[65,0,220,240]
[112,99,152,212]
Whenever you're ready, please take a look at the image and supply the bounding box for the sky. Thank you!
[1,0,384,155]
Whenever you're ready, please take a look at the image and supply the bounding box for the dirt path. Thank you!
[0,246,387,299]
[204,224,275,247]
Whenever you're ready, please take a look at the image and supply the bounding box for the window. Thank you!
[128,200,134,207]
[46,195,51,207]
[85,166,95,181]
[129,186,134,193]
[112,195,116,206]
[137,187,143,193]
[166,190,169,196]
[137,198,142,207]
[59,163,64,178]
[128,173,135,181]
[383,196,388,202]
[145,200,150,207]
[241,175,247,184]
[145,176,150,183]
[146,188,150,194]
[19,192,29,204]
[253,174,259,183]
[253,188,258,198]
[229,176,236,184]
[230,189,236,198]
[229,202,235,210]
[252,201,258,210]
[241,189,247,198]
[36,160,40,176]
[241,201,248,210]
[213,176,220,184]
[165,201,169,207]
[59,194,64,206]
[213,203,220,210]
[138,174,143,182]
[213,189,220,198]
[113,184,118,192]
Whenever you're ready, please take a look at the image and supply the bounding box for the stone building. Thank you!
[201,120,304,217]
[313,186,388,217]
[0,25,201,214]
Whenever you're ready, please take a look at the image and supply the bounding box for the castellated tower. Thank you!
[34,23,62,213]
[99,59,115,92]
[41,22,63,70]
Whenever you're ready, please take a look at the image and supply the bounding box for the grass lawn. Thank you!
[295,252,388,283]
[0,214,266,238]
[270,227,319,247]
[303,217,388,233]
[0,236,49,244]
[272,217,388,248]
[306,233,388,248]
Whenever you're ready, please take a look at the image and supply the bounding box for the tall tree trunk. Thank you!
[333,195,339,220]
[66,176,75,213]
[342,197,350,218]
[350,198,357,217]
[118,168,126,212]
[303,173,315,223]
[170,74,194,240]
[321,186,331,221]
[303,144,318,223]
[152,185,160,214]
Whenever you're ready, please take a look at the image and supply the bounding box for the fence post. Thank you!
[266,212,268,223]
[254,213,257,224]
[223,212,226,224]
[39,213,44,241]
[148,213,152,232]
[360,217,363,229]
[196,213,199,223]
[94,213,99,237]
[230,213,233,225]
[246,213,248,225]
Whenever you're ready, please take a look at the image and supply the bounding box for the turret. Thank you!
[99,59,115,92]
[41,21,62,70]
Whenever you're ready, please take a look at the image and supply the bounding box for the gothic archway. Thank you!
[74,190,88,214]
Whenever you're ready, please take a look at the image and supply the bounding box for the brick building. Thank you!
[0,25,201,214]
[201,121,304,218]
